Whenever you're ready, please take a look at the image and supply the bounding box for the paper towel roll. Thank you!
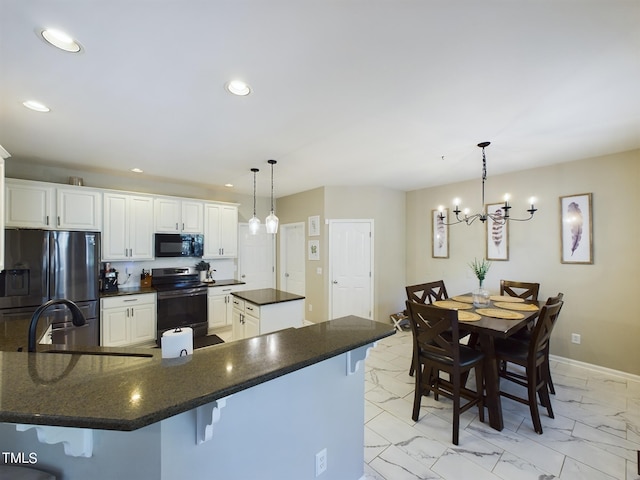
[161,327,193,359]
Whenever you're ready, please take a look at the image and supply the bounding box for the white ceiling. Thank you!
[1,0,639,198]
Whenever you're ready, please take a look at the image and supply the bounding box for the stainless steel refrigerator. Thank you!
[0,229,100,351]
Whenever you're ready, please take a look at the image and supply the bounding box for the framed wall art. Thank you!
[308,240,320,261]
[431,209,449,258]
[560,193,593,264]
[485,203,509,261]
[308,215,320,236]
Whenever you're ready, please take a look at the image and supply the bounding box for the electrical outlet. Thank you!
[315,448,327,477]
[571,333,581,344]
[308,304,313,312]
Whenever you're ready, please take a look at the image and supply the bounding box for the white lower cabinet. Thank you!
[231,298,260,341]
[231,296,303,341]
[101,293,156,347]
[207,286,242,330]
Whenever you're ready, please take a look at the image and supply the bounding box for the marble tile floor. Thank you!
[363,330,640,480]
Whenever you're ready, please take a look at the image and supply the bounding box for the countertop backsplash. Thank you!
[110,257,236,287]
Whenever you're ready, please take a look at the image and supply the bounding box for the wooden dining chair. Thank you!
[499,280,540,301]
[405,281,449,305]
[494,298,564,434]
[406,300,485,445]
[405,281,449,376]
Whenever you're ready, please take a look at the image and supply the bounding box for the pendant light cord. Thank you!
[251,168,259,216]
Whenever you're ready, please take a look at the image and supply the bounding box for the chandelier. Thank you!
[438,142,537,226]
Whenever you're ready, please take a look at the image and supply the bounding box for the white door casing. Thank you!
[329,219,374,320]
[238,223,275,289]
[279,223,305,296]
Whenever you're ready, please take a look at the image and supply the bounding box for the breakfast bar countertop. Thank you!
[0,316,393,432]
[231,288,305,305]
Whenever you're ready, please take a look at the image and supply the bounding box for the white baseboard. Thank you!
[550,354,640,384]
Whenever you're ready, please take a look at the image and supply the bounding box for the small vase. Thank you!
[472,280,490,308]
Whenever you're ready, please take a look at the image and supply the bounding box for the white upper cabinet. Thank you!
[204,203,238,258]
[154,197,203,233]
[56,187,102,230]
[103,192,154,261]
[5,179,101,230]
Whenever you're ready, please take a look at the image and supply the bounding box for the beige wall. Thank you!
[277,187,325,322]
[406,149,640,375]
[325,186,406,323]
[278,186,406,324]
[8,151,640,375]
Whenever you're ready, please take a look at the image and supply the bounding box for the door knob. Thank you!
[333,280,338,284]
[285,273,289,277]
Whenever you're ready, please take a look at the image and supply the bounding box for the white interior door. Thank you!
[238,223,275,289]
[329,220,373,320]
[279,223,305,296]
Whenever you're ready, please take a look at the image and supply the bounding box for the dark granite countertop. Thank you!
[100,286,156,298]
[0,316,394,431]
[231,288,305,305]
[99,279,244,298]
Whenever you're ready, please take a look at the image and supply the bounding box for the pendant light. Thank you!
[265,159,279,234]
[248,168,261,235]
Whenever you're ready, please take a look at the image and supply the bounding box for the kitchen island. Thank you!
[231,288,305,340]
[0,316,394,479]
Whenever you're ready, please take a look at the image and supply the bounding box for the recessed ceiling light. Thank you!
[41,28,82,53]
[225,80,252,96]
[224,183,234,188]
[22,100,50,112]
[130,168,143,173]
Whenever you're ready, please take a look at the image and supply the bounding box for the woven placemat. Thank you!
[433,300,473,310]
[489,295,525,303]
[451,295,474,304]
[494,302,539,312]
[475,308,525,320]
[458,311,481,322]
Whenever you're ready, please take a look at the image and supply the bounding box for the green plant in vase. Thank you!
[469,258,491,307]
[469,258,491,288]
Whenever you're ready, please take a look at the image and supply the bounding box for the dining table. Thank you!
[433,294,543,431]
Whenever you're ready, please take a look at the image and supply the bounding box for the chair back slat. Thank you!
[529,300,564,358]
[406,300,459,362]
[500,280,540,301]
[405,281,449,305]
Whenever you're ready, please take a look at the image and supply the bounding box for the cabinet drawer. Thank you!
[208,286,235,299]
[244,302,260,319]
[231,297,244,311]
[101,293,155,309]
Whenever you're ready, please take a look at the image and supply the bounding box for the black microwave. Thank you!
[154,234,204,258]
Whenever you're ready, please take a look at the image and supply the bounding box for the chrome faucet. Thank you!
[28,299,86,352]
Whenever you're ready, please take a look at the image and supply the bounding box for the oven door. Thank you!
[156,287,208,341]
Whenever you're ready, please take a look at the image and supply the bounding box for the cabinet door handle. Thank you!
[46,215,49,225]
[57,216,61,226]
[123,298,138,302]
[182,223,185,231]
[175,222,179,231]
